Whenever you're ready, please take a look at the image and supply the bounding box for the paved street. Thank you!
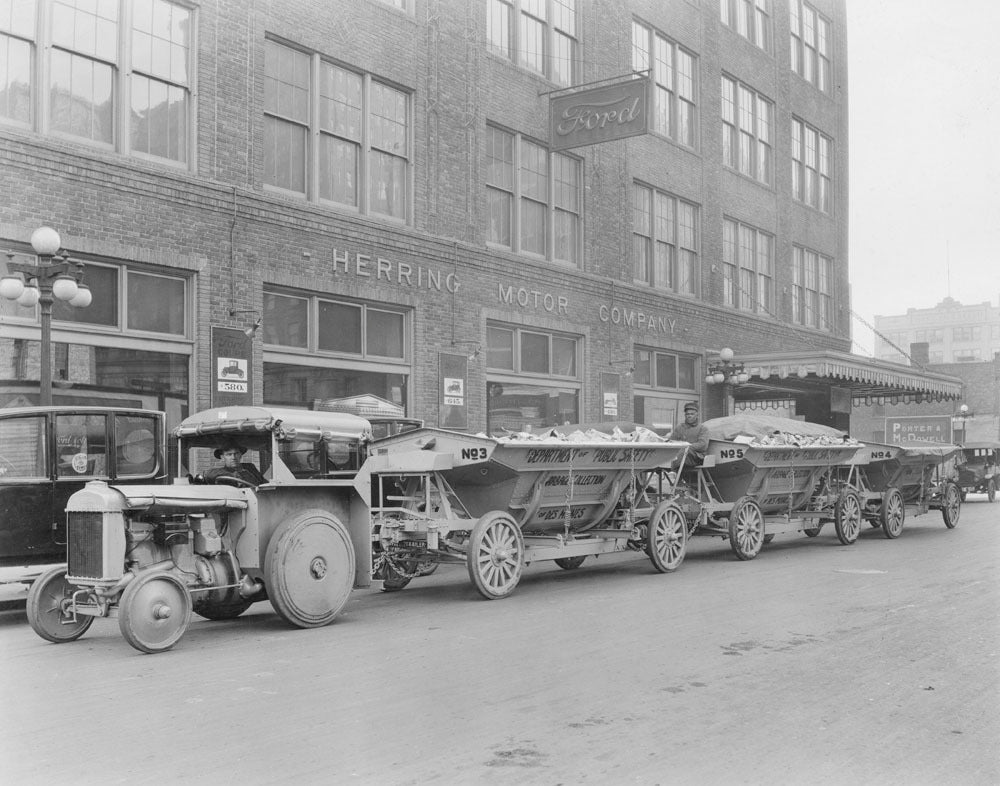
[1,498,997,786]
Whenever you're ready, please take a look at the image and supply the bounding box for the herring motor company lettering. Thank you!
[550,77,650,151]
[329,247,460,293]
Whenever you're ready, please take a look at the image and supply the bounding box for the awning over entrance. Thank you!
[733,350,963,405]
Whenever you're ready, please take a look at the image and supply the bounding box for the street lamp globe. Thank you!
[0,273,24,300]
[17,281,40,307]
[30,226,61,257]
[959,404,969,415]
[719,347,734,362]
[51,274,79,302]
[69,282,92,308]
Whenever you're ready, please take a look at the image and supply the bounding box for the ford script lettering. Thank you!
[556,96,642,136]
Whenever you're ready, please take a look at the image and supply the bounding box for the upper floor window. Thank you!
[263,289,408,361]
[914,328,943,343]
[0,0,193,166]
[487,0,577,87]
[632,20,697,148]
[720,0,772,53]
[792,245,832,331]
[264,39,410,222]
[722,218,773,313]
[721,75,773,185]
[486,125,581,265]
[487,324,578,377]
[789,0,830,91]
[952,326,982,342]
[632,183,699,295]
[791,117,831,212]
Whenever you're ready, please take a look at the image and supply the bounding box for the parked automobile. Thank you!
[957,442,999,502]
[0,406,167,604]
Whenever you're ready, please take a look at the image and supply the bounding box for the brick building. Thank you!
[0,0,960,436]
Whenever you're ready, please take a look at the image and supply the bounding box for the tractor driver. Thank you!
[669,401,709,469]
[205,441,267,486]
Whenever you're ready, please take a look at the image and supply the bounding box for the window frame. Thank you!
[263,37,412,223]
[485,124,582,266]
[486,323,580,380]
[631,182,700,295]
[789,0,831,92]
[487,0,578,87]
[632,19,698,149]
[791,116,832,213]
[0,0,196,168]
[721,74,773,186]
[720,0,773,53]
[792,245,833,331]
[632,347,698,392]
[722,217,773,314]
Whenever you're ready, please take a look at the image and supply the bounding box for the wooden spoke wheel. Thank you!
[727,497,765,561]
[646,501,687,573]
[988,478,996,503]
[466,512,523,599]
[27,566,93,644]
[118,571,192,654]
[940,481,961,529]
[265,510,356,628]
[834,490,862,545]
[879,487,905,539]
[554,556,587,570]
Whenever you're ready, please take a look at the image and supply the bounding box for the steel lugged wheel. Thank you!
[727,497,764,561]
[987,478,996,503]
[646,501,687,573]
[880,487,905,539]
[27,566,93,644]
[265,510,356,627]
[467,512,523,599]
[941,481,961,528]
[554,556,587,570]
[834,491,862,545]
[118,571,192,654]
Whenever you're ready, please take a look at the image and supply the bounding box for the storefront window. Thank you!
[51,263,118,326]
[263,362,407,413]
[632,346,698,431]
[127,271,186,335]
[262,291,308,348]
[486,323,581,433]
[318,301,362,353]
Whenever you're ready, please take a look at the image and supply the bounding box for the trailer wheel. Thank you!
[987,478,996,503]
[880,488,905,539]
[554,556,587,570]
[727,497,764,561]
[940,481,961,528]
[27,566,93,644]
[467,512,523,599]
[265,510,355,627]
[119,571,192,654]
[834,491,862,545]
[646,501,687,573]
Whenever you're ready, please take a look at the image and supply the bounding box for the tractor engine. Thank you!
[65,480,261,616]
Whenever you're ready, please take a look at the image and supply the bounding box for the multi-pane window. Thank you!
[632,183,699,294]
[789,0,831,91]
[720,0,772,53]
[633,348,696,391]
[952,326,982,342]
[263,289,407,360]
[264,39,410,221]
[791,118,831,212]
[487,0,577,87]
[0,253,188,337]
[792,246,832,330]
[488,325,577,377]
[632,20,697,148]
[914,329,943,343]
[722,76,773,185]
[0,0,192,165]
[722,218,773,313]
[486,126,581,264]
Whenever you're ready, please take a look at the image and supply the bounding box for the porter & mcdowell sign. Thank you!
[549,77,650,151]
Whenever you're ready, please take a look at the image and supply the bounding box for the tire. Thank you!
[646,501,687,573]
[27,566,93,644]
[727,497,765,561]
[988,478,996,503]
[554,556,587,570]
[879,488,905,539]
[118,571,192,654]
[941,481,961,528]
[466,511,524,599]
[834,490,862,545]
[265,510,356,627]
[803,526,822,538]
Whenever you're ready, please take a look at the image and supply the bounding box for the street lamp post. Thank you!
[1,227,91,406]
[705,347,749,416]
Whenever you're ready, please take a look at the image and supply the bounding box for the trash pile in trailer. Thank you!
[702,414,861,447]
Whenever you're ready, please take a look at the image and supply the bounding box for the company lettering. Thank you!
[556,96,642,136]
[498,284,569,314]
[330,247,459,293]
[599,304,676,335]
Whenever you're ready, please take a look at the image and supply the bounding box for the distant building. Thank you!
[875,297,1000,365]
